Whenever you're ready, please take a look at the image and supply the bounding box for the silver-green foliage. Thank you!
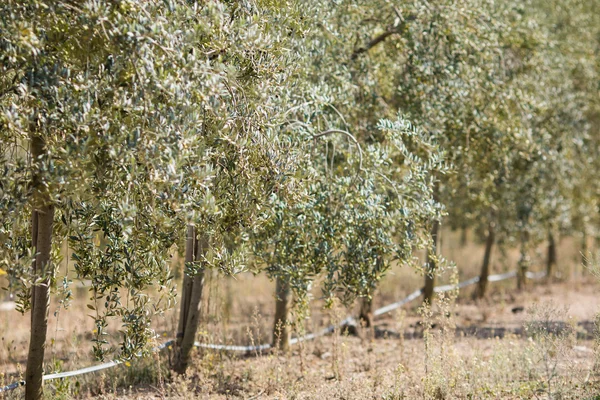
[253,114,447,310]
[0,0,305,360]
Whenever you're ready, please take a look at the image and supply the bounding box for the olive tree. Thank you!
[348,0,591,299]
[0,0,279,396]
[474,0,600,289]
[345,0,529,302]
[166,0,311,372]
[529,0,600,277]
[243,0,447,343]
[253,115,445,348]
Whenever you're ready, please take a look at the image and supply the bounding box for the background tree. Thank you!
[253,115,445,347]
[334,0,535,302]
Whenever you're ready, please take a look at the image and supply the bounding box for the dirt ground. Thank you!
[2,278,599,399]
[1,232,600,398]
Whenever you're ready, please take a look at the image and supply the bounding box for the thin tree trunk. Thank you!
[176,273,204,371]
[273,276,292,351]
[423,219,439,305]
[358,297,373,329]
[460,226,468,247]
[582,229,589,269]
[174,226,206,374]
[30,210,38,326]
[475,221,495,299]
[546,231,557,278]
[517,231,530,290]
[176,226,195,345]
[26,135,55,400]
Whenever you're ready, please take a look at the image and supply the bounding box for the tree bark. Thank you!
[174,226,206,374]
[358,297,374,329]
[517,231,530,290]
[475,222,495,299]
[546,231,557,278]
[460,226,468,247]
[26,135,55,400]
[423,219,439,305]
[581,229,589,269]
[272,276,292,351]
[176,226,195,344]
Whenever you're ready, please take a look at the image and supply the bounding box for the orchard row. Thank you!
[0,1,597,399]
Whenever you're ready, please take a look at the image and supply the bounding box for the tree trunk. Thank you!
[26,135,55,400]
[423,219,439,305]
[475,221,495,299]
[358,297,373,329]
[460,226,468,247]
[273,276,292,351]
[176,226,195,345]
[581,229,589,269]
[517,231,530,290]
[546,231,557,278]
[174,226,206,374]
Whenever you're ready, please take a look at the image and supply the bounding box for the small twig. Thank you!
[351,14,416,59]
[247,389,266,400]
[373,170,400,197]
[327,104,350,129]
[352,30,397,59]
[312,129,363,172]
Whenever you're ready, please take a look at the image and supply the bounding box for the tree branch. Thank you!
[313,129,363,172]
[351,14,416,60]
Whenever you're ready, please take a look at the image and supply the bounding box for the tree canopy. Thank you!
[0,0,598,397]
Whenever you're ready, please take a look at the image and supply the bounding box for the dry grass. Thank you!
[1,229,600,399]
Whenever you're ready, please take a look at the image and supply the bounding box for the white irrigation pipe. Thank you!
[0,269,546,393]
[373,288,423,316]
